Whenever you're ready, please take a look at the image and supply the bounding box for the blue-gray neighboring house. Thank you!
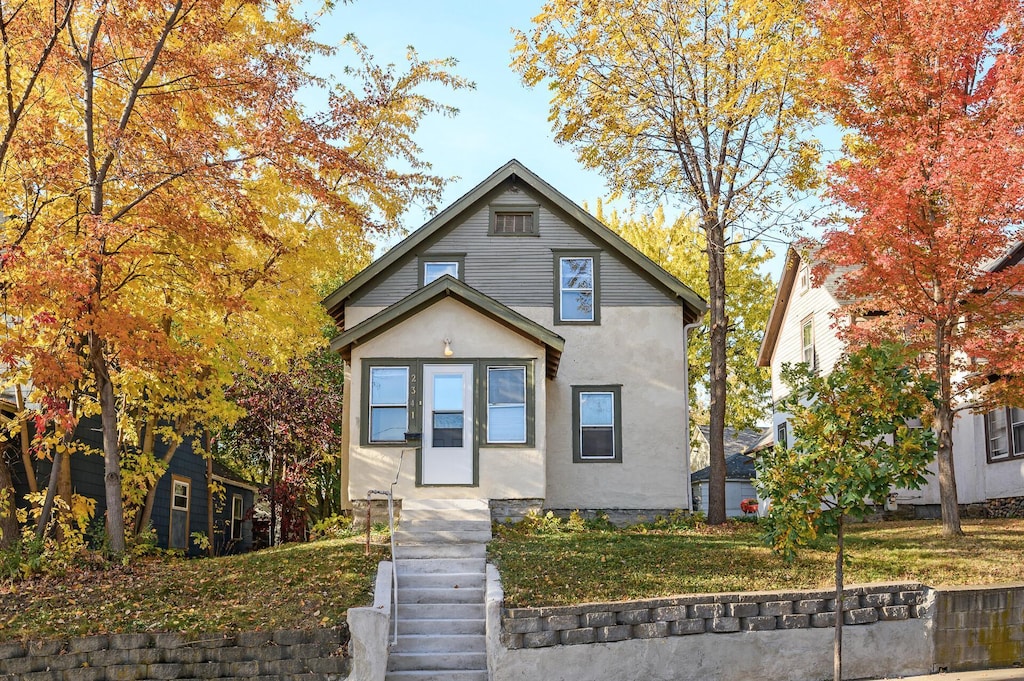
[8,413,257,557]
[691,426,770,517]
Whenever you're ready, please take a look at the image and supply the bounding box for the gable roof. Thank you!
[330,275,566,378]
[691,452,757,482]
[322,159,706,328]
[696,425,770,457]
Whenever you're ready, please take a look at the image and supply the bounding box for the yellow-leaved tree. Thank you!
[0,0,470,555]
[514,0,817,523]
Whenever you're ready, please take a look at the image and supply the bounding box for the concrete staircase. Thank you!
[386,499,491,681]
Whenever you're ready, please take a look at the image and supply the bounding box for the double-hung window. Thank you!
[985,407,1024,462]
[556,252,599,323]
[368,366,410,443]
[486,366,527,444]
[231,495,244,540]
[777,422,788,449]
[572,385,622,462]
[801,317,815,368]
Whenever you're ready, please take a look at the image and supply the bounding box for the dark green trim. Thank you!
[571,384,623,464]
[417,253,466,287]
[331,275,565,378]
[476,360,536,448]
[553,249,601,326]
[488,202,540,236]
[361,357,541,487]
[359,360,421,447]
[321,159,706,325]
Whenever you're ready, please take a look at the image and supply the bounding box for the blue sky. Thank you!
[311,1,615,233]
[308,1,834,274]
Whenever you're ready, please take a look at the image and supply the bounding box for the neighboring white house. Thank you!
[690,426,769,517]
[323,160,707,520]
[757,245,1024,516]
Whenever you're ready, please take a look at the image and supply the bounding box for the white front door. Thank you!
[421,364,475,485]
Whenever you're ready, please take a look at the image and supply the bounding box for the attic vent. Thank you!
[494,212,534,234]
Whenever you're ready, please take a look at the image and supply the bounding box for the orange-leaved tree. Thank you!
[814,0,1024,536]
[0,0,469,555]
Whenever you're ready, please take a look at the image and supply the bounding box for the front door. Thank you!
[421,364,474,485]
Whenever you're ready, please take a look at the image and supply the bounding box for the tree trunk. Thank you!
[0,450,20,549]
[934,325,962,536]
[706,218,728,525]
[15,385,37,493]
[834,515,844,681]
[206,447,214,557]
[35,448,62,540]
[135,438,182,534]
[90,332,126,555]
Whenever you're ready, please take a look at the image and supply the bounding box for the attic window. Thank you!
[798,264,810,293]
[490,205,539,236]
[494,212,534,234]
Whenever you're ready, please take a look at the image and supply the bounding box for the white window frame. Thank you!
[986,407,1024,463]
[559,256,595,322]
[801,316,815,368]
[369,366,410,443]
[171,478,190,512]
[486,366,527,444]
[231,494,244,540]
[423,261,459,285]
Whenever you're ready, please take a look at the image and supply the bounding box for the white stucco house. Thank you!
[757,245,1024,516]
[322,160,707,520]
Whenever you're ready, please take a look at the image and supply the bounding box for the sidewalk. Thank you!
[875,669,1024,680]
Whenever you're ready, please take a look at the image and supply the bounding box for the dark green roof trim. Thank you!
[330,275,565,378]
[322,159,707,324]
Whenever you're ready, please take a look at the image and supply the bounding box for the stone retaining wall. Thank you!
[501,583,925,649]
[0,627,349,681]
[934,584,1024,672]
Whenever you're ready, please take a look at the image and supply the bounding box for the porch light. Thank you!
[443,338,454,357]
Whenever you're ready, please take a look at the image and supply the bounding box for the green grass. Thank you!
[0,536,389,640]
[488,517,1024,608]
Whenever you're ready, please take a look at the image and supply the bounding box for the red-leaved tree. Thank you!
[813,0,1024,535]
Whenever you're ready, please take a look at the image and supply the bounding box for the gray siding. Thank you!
[350,183,678,309]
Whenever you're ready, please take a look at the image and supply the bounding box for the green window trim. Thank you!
[417,253,466,287]
[360,360,420,447]
[552,249,601,325]
[359,358,536,450]
[572,384,622,463]
[489,203,540,236]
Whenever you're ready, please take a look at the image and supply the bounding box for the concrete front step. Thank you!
[385,670,487,681]
[395,558,485,575]
[397,586,484,605]
[393,529,493,544]
[388,651,487,672]
[390,634,486,654]
[402,499,489,511]
[393,543,486,560]
[398,572,484,590]
[397,618,485,636]
[398,518,492,533]
[397,603,485,621]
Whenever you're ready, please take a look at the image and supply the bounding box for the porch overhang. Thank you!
[330,275,565,379]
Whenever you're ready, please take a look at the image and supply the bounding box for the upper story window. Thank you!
[424,262,458,284]
[490,204,539,236]
[554,250,600,324]
[418,254,465,287]
[777,422,788,449]
[798,264,811,293]
[985,407,1024,463]
[801,316,815,368]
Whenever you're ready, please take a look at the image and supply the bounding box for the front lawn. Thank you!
[0,536,388,640]
[488,517,1024,608]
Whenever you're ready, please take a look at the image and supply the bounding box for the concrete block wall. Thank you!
[502,583,925,649]
[0,628,350,681]
[933,584,1024,672]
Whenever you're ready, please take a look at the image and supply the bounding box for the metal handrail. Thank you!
[364,447,410,648]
